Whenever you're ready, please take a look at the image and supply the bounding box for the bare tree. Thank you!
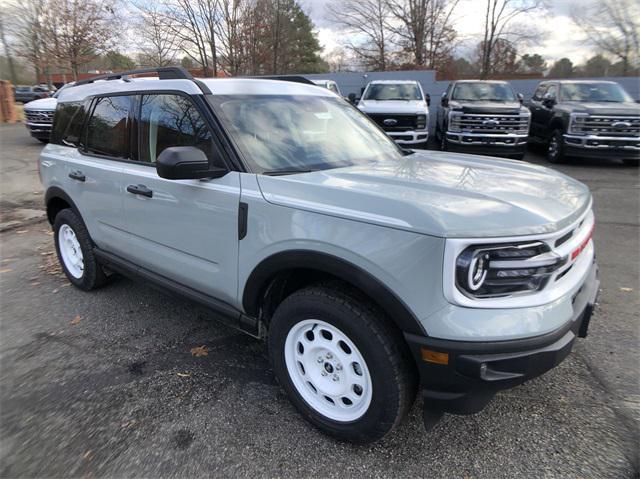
[478,0,543,78]
[41,0,121,80]
[326,0,394,71]
[387,0,459,70]
[161,0,220,76]
[571,0,639,76]
[134,2,182,67]
[0,16,18,84]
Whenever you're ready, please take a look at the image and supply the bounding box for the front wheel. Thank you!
[547,129,565,163]
[53,209,107,290]
[269,284,417,443]
[440,130,449,151]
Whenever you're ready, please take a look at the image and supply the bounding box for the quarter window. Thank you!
[85,96,131,158]
[139,94,216,165]
[51,102,86,147]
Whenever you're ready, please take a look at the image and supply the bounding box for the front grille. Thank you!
[571,115,640,137]
[25,110,54,124]
[450,113,529,134]
[366,113,418,132]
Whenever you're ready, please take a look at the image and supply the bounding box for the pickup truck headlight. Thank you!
[448,111,462,132]
[455,241,566,298]
[568,113,589,135]
[416,114,427,130]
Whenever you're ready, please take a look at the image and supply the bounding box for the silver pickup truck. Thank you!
[40,68,599,443]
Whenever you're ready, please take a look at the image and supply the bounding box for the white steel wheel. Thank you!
[284,319,373,422]
[58,224,84,279]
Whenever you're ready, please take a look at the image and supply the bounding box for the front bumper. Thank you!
[564,134,640,160]
[404,260,599,415]
[445,132,528,158]
[387,130,429,145]
[25,122,52,139]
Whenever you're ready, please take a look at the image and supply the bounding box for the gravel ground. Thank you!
[0,124,638,478]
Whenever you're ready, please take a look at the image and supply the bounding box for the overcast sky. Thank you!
[299,0,595,65]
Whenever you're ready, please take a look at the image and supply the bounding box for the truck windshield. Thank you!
[364,84,423,101]
[452,83,516,101]
[209,95,403,174]
[561,82,633,102]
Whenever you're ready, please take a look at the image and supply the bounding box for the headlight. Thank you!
[455,241,566,299]
[448,111,462,132]
[569,113,589,134]
[416,114,427,130]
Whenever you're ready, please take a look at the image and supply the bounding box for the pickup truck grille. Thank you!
[366,113,417,132]
[450,113,529,134]
[25,110,54,125]
[571,115,640,137]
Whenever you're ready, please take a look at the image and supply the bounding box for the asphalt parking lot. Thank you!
[1,124,639,478]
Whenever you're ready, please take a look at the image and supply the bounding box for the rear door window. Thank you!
[85,96,132,158]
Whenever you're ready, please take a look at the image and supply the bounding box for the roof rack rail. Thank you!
[73,67,194,87]
[248,75,315,86]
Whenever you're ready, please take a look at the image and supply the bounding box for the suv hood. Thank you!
[562,101,640,116]
[449,100,523,114]
[358,100,428,114]
[257,151,591,238]
[23,97,57,110]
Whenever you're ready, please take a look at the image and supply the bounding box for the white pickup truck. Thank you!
[357,80,430,147]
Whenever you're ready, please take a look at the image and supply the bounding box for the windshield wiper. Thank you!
[262,169,316,176]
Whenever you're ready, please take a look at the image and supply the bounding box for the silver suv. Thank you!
[41,67,599,443]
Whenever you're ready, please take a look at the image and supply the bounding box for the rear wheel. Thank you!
[268,284,417,443]
[547,129,565,163]
[53,209,107,290]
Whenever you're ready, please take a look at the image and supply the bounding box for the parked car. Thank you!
[23,83,74,143]
[311,79,342,96]
[14,85,53,103]
[436,80,530,160]
[357,80,430,147]
[41,67,599,443]
[527,80,640,165]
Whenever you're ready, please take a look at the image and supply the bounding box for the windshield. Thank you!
[452,83,516,101]
[561,82,633,102]
[15,87,30,92]
[364,83,423,101]
[209,95,403,174]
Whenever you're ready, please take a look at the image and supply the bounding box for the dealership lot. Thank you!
[0,125,638,477]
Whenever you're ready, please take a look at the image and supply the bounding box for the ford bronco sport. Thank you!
[436,80,530,160]
[41,67,599,443]
[527,80,640,165]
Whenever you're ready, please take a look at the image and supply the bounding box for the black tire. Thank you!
[547,129,565,163]
[37,138,49,144]
[268,283,417,443]
[511,152,526,161]
[440,129,448,151]
[53,208,107,290]
[623,159,639,167]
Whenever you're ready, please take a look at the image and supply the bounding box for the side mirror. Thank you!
[441,93,449,107]
[347,92,357,104]
[542,93,556,107]
[425,93,431,107]
[517,93,524,104]
[156,146,227,180]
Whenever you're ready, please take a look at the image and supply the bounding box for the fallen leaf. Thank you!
[620,287,633,292]
[190,345,208,357]
[30,282,40,287]
[0,268,13,274]
[1,258,15,263]
[16,230,28,234]
[177,372,192,377]
[52,289,59,294]
[83,450,93,460]
[70,315,82,325]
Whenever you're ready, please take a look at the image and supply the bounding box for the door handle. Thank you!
[127,184,153,198]
[68,171,85,182]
